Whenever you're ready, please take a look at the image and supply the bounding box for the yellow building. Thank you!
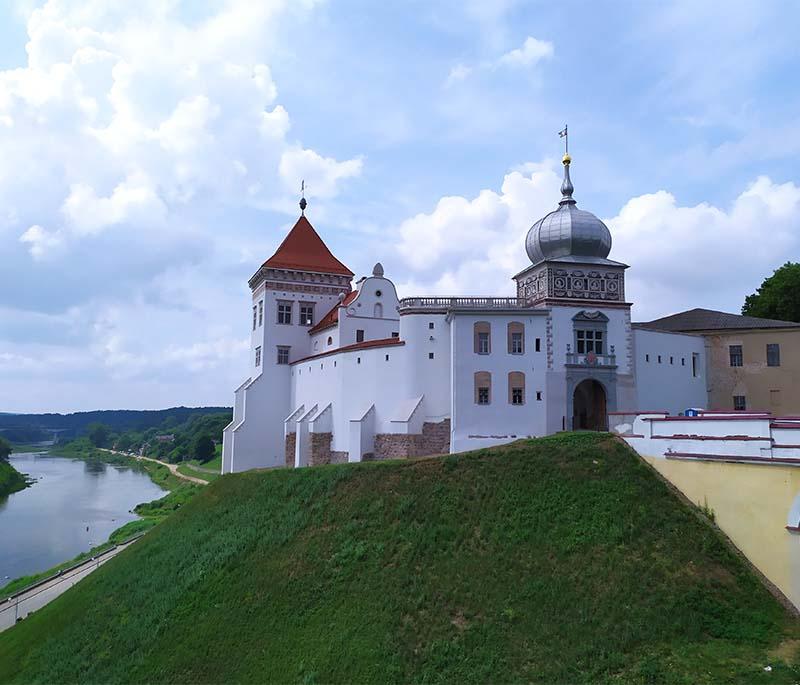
[639,308,800,414]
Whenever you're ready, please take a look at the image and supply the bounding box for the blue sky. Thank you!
[1,0,799,413]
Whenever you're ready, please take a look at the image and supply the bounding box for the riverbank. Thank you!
[0,445,200,596]
[0,460,28,499]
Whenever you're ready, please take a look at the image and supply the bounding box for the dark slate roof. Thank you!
[635,308,800,332]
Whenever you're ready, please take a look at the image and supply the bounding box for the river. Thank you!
[1,451,165,583]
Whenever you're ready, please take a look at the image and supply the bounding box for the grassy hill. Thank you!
[1,433,799,683]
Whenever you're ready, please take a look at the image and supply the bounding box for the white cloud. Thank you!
[0,0,363,411]
[19,223,64,260]
[279,147,363,199]
[391,165,800,321]
[497,37,554,68]
[444,35,554,86]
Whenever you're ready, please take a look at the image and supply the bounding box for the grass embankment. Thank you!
[0,460,28,498]
[2,433,799,684]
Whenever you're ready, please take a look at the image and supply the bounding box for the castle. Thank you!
[221,155,707,472]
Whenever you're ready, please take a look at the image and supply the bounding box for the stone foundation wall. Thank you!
[284,433,296,467]
[330,451,349,464]
[310,432,332,466]
[372,419,451,461]
[421,419,451,455]
[373,433,425,460]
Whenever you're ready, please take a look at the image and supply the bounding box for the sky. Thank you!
[1,0,799,413]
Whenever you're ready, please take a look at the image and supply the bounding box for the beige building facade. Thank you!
[639,308,800,414]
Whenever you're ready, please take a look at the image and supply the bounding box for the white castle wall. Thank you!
[632,328,707,415]
[450,312,549,453]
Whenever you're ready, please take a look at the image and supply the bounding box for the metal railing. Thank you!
[398,297,530,311]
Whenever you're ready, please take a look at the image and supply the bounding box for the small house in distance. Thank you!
[637,308,800,414]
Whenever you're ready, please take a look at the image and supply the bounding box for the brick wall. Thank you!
[310,432,332,466]
[373,433,425,460]
[330,451,349,464]
[372,419,451,461]
[284,433,296,467]
[421,419,451,455]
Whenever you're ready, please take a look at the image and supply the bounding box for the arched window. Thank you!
[508,371,525,405]
[327,336,333,346]
[374,303,383,318]
[474,371,491,405]
[507,322,524,354]
[474,321,491,354]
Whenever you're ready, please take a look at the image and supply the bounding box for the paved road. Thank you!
[0,538,139,632]
[102,449,208,485]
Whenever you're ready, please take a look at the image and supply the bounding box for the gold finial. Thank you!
[562,153,571,165]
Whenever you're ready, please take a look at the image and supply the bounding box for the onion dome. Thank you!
[525,154,612,264]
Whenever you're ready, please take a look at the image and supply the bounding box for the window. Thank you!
[681,357,685,366]
[474,321,491,354]
[692,353,699,378]
[429,352,435,359]
[277,301,292,325]
[670,356,674,365]
[535,337,541,352]
[327,336,333,346]
[576,329,603,354]
[474,371,491,405]
[733,395,746,411]
[770,389,781,408]
[375,290,382,297]
[276,346,289,365]
[391,331,399,338]
[729,344,743,367]
[374,303,383,318]
[767,343,781,367]
[255,346,262,367]
[508,322,524,354]
[357,357,361,364]
[299,303,314,326]
[508,371,525,405]
[385,354,389,361]
[258,300,263,326]
[429,322,435,330]
[536,391,543,401]
[252,305,257,331]
[356,329,365,343]
[645,354,650,362]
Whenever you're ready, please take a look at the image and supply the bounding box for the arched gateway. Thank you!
[573,379,608,431]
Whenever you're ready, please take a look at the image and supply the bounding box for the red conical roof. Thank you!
[262,215,353,276]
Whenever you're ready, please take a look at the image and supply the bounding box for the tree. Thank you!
[0,436,11,461]
[192,435,216,463]
[743,262,800,322]
[86,422,111,448]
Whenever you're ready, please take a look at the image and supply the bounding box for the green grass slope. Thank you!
[1,433,799,684]
[0,459,27,498]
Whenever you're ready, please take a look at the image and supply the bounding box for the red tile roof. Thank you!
[291,337,404,365]
[308,290,358,334]
[261,215,353,276]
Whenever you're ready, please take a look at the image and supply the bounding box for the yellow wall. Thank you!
[645,455,800,610]
[703,329,800,413]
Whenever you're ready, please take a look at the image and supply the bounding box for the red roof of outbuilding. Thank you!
[261,215,353,276]
[309,290,358,334]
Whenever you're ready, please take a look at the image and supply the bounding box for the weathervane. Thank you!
[558,124,568,156]
[299,179,307,214]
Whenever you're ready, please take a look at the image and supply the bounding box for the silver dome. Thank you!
[525,157,612,264]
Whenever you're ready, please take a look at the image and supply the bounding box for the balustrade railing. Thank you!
[398,297,530,311]
[565,352,617,367]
